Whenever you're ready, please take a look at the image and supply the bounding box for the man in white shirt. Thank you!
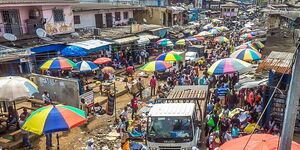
[42,91,51,104]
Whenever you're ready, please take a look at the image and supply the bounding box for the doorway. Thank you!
[2,9,22,35]
[106,13,113,27]
[95,14,103,28]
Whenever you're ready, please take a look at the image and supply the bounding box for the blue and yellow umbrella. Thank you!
[156,38,175,47]
[141,61,172,72]
[208,58,251,75]
[39,57,76,70]
[156,52,183,61]
[230,49,262,61]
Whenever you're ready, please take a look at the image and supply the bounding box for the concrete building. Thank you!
[0,0,78,37]
[80,0,168,6]
[73,3,143,29]
[220,2,239,18]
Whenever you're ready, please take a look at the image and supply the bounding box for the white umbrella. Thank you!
[0,76,39,101]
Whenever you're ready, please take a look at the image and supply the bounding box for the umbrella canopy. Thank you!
[241,33,253,39]
[235,44,257,51]
[203,23,213,30]
[212,19,221,23]
[220,26,229,32]
[209,29,221,35]
[22,105,86,135]
[176,39,192,46]
[93,57,112,65]
[156,38,174,47]
[218,134,300,150]
[39,57,76,70]
[194,35,205,40]
[212,27,223,32]
[137,37,150,46]
[101,67,115,74]
[208,58,251,75]
[0,76,38,101]
[61,45,87,56]
[156,52,183,61]
[214,36,229,43]
[186,36,200,41]
[74,61,99,73]
[252,41,265,49]
[197,31,212,37]
[141,61,172,72]
[230,49,262,61]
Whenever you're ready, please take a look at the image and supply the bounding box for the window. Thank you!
[53,9,64,22]
[115,12,121,21]
[123,12,128,19]
[74,15,80,24]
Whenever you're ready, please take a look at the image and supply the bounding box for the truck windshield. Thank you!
[185,53,196,57]
[148,116,193,139]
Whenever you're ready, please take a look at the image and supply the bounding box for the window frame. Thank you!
[74,15,81,24]
[52,9,65,23]
[123,12,128,19]
[115,12,121,21]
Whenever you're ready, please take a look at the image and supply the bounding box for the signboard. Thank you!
[80,91,94,107]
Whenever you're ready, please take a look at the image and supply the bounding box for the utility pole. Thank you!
[279,46,300,150]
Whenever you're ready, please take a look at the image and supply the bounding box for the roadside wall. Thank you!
[29,74,80,108]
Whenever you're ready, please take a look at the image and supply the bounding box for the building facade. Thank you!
[73,3,142,29]
[0,0,77,37]
[80,0,168,6]
[220,2,239,18]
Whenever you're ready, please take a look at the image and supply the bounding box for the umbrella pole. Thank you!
[56,134,60,150]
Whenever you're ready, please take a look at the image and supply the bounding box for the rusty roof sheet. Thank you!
[257,51,294,74]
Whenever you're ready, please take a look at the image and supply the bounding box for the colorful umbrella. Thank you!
[203,23,213,30]
[39,57,76,70]
[197,31,212,37]
[186,36,200,41]
[218,134,300,150]
[156,38,174,47]
[214,36,229,43]
[230,48,262,61]
[193,35,205,40]
[252,41,264,49]
[156,52,183,61]
[212,27,223,32]
[74,61,99,73]
[141,61,172,72]
[22,104,86,135]
[220,26,229,32]
[235,44,257,51]
[175,39,192,46]
[209,29,221,35]
[101,67,115,74]
[241,33,253,39]
[208,58,251,75]
[212,19,221,23]
[93,57,112,65]
[0,76,38,101]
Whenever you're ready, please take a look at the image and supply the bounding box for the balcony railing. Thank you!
[0,23,44,37]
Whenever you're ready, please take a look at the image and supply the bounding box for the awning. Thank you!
[67,39,112,53]
[137,33,159,40]
[0,45,31,62]
[113,36,140,44]
[31,44,66,53]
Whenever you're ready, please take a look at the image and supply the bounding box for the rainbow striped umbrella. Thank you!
[203,23,214,30]
[176,39,192,46]
[156,38,174,47]
[252,41,264,49]
[214,36,229,43]
[241,33,253,39]
[22,105,87,135]
[230,49,262,61]
[212,27,223,32]
[197,31,212,37]
[39,57,76,70]
[194,35,205,40]
[235,44,257,51]
[74,61,99,73]
[156,52,183,61]
[141,61,172,72]
[208,58,251,75]
[0,76,38,101]
[220,26,229,32]
[210,29,221,35]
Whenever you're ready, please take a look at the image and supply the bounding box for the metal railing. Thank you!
[0,23,44,36]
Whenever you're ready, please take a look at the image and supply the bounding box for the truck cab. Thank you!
[146,103,201,150]
[185,45,205,62]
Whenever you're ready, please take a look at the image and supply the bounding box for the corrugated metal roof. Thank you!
[149,103,195,117]
[257,51,294,74]
[68,39,111,50]
[0,0,78,4]
[113,36,140,44]
[72,3,143,11]
[167,85,208,100]
[137,33,159,40]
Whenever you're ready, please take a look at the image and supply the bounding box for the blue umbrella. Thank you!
[250,32,258,36]
[74,61,99,73]
[186,36,200,42]
[61,45,87,56]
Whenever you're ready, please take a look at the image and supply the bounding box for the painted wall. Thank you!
[74,9,133,29]
[42,5,75,35]
[221,8,238,17]
[0,5,74,37]
[133,7,167,26]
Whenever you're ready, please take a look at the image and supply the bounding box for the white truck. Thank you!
[185,45,205,62]
[146,103,201,150]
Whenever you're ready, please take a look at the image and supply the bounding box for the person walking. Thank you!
[136,78,144,100]
[150,76,156,96]
[45,133,52,149]
[131,95,138,120]
[19,114,33,149]
[42,91,51,104]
